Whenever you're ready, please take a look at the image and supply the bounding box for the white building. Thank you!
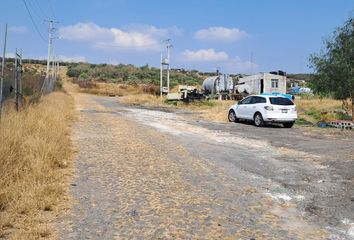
[238,72,287,94]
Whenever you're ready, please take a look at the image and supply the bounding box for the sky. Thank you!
[1,0,353,74]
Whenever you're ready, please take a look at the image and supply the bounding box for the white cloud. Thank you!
[36,55,87,63]
[124,24,183,37]
[58,55,87,63]
[108,59,120,65]
[5,53,15,58]
[179,49,258,73]
[224,56,258,73]
[8,26,28,33]
[195,27,248,41]
[59,22,181,51]
[181,48,229,62]
[59,22,113,42]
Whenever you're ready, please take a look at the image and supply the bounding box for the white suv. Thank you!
[228,95,297,128]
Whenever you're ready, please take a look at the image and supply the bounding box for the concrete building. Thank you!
[238,72,287,94]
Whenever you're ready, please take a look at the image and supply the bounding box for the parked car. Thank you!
[228,95,297,128]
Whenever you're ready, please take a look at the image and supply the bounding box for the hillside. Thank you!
[66,63,216,88]
[287,73,313,81]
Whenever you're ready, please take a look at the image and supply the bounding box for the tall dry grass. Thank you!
[0,91,74,239]
[120,94,166,106]
[295,98,347,122]
[295,98,343,112]
[199,100,235,122]
[78,82,160,96]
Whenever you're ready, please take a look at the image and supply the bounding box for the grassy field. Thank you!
[0,91,74,239]
[295,97,350,125]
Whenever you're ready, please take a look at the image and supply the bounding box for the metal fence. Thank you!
[0,55,48,114]
[0,50,24,112]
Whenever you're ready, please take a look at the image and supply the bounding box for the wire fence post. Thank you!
[14,48,22,112]
[0,24,8,118]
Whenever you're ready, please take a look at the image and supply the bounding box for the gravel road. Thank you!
[58,94,354,239]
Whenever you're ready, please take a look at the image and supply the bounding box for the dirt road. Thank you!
[58,93,354,239]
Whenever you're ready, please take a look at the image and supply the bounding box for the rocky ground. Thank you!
[58,93,354,239]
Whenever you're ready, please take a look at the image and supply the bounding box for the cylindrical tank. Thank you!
[202,75,234,94]
[236,83,251,94]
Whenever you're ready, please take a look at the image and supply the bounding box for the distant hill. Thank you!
[66,63,211,87]
[287,73,313,81]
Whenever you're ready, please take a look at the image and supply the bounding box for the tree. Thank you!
[309,15,354,121]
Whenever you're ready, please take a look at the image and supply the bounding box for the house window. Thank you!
[271,79,279,88]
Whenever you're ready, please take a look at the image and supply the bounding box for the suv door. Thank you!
[236,96,253,119]
[247,96,266,119]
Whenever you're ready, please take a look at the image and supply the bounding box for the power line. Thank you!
[25,0,43,20]
[32,0,49,20]
[22,0,47,42]
[47,0,57,20]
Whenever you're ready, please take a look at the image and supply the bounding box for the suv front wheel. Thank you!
[228,110,239,123]
[283,122,294,128]
[254,113,265,127]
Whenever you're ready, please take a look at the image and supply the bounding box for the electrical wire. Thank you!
[47,0,57,21]
[25,0,44,20]
[22,0,47,42]
[32,0,49,20]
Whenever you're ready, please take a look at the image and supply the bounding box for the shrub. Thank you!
[77,80,97,89]
[142,84,160,95]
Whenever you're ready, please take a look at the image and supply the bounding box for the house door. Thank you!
[260,79,264,93]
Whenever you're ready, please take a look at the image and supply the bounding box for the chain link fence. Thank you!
[1,58,47,113]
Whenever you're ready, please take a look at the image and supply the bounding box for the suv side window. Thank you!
[240,97,252,105]
[251,96,266,104]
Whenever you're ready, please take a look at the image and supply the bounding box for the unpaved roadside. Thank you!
[58,93,354,239]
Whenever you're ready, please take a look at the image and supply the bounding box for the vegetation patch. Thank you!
[66,63,206,88]
[0,91,74,239]
[295,97,350,124]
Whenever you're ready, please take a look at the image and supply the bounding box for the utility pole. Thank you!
[160,54,163,96]
[45,21,53,86]
[159,39,173,96]
[43,20,56,94]
[0,24,8,117]
[166,39,172,93]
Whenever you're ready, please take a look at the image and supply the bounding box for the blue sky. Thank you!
[1,0,353,74]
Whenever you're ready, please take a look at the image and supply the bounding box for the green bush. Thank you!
[66,63,203,87]
[78,72,90,81]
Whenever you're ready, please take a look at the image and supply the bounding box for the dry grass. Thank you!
[198,100,234,122]
[78,82,159,96]
[0,91,74,239]
[120,93,166,106]
[295,98,348,123]
[295,98,343,112]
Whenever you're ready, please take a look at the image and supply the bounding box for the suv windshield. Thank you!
[269,97,294,105]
